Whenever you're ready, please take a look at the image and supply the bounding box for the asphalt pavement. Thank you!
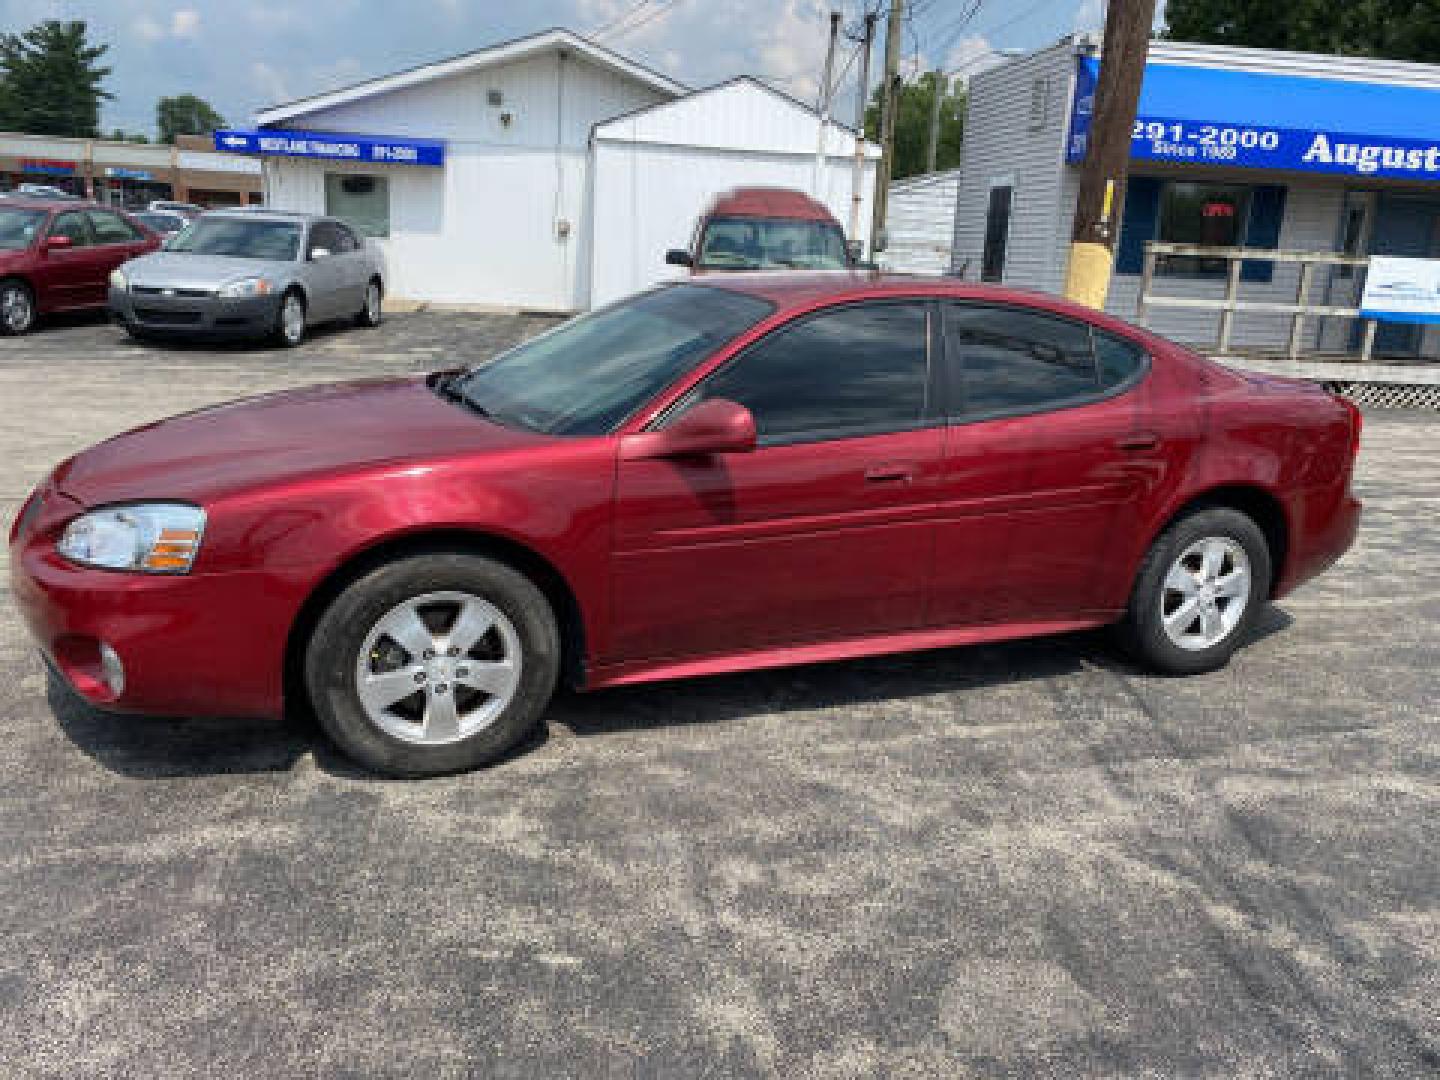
[1,311,1436,1078]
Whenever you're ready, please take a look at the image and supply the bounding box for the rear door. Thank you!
[303,221,346,318]
[609,300,943,664]
[85,210,151,303]
[329,220,368,314]
[929,303,1159,627]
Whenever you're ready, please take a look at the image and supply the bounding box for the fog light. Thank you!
[98,642,125,697]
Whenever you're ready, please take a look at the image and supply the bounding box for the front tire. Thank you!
[0,279,36,335]
[1117,506,1271,676]
[305,552,561,777]
[273,288,306,347]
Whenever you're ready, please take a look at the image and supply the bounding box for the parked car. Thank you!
[10,275,1362,777]
[15,183,77,200]
[108,210,384,346]
[666,187,856,273]
[0,198,160,335]
[148,200,204,219]
[131,211,188,236]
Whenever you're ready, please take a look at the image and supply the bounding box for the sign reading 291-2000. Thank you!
[1131,121,1281,162]
[1128,119,1440,179]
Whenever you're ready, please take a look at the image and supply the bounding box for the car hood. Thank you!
[53,375,554,506]
[122,251,294,290]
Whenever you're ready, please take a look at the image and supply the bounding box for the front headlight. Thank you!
[57,503,206,574]
[109,267,128,291]
[217,276,272,299]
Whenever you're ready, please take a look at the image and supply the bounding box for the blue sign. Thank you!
[104,167,153,181]
[1068,56,1440,182]
[213,128,445,167]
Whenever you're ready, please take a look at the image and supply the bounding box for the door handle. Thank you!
[864,463,915,484]
[1115,431,1161,453]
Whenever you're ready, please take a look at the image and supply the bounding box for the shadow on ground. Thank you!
[48,607,1293,781]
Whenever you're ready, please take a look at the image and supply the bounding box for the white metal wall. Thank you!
[263,50,667,310]
[885,169,960,274]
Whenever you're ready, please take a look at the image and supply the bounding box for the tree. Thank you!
[110,128,150,144]
[864,71,965,180]
[1164,0,1440,63]
[156,94,225,144]
[0,20,111,137]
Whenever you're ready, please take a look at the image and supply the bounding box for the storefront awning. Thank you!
[1068,56,1440,182]
[213,128,444,167]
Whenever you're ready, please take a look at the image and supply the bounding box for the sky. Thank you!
[0,0,1162,138]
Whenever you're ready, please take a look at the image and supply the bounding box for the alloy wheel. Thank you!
[354,590,522,745]
[1,284,33,334]
[365,282,381,324]
[1160,536,1252,651]
[281,293,305,344]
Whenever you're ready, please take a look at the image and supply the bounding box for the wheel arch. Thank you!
[283,528,588,715]
[1151,484,1290,598]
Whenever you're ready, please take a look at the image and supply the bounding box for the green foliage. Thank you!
[865,71,966,180]
[156,94,226,144]
[0,20,111,137]
[1164,0,1440,63]
[110,129,151,144]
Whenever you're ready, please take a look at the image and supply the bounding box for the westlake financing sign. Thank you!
[214,128,444,167]
[1067,57,1440,182]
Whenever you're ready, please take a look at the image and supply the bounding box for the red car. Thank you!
[0,198,160,335]
[9,275,1361,776]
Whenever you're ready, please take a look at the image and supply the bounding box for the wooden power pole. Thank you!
[1062,0,1157,309]
[848,10,877,245]
[870,0,905,255]
[925,70,944,174]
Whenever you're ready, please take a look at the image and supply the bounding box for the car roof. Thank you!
[691,271,1165,342]
[707,187,837,222]
[205,208,320,224]
[0,196,99,212]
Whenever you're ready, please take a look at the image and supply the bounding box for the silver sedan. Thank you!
[109,210,385,347]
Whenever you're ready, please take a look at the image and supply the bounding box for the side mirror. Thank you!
[309,246,332,261]
[620,398,757,461]
[44,235,73,251]
[665,248,693,267]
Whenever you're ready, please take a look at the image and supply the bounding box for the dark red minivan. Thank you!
[0,198,159,335]
[666,187,853,273]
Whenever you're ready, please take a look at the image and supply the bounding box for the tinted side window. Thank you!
[308,222,339,257]
[48,212,92,247]
[1095,330,1146,389]
[697,303,929,445]
[332,222,360,252]
[945,304,1098,416]
[87,210,141,244]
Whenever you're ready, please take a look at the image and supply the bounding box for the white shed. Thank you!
[883,168,961,275]
[230,31,879,312]
[589,78,881,307]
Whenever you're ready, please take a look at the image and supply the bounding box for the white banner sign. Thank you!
[1360,256,1440,324]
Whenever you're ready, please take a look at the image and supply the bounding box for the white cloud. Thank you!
[171,8,201,37]
[251,60,290,104]
[133,15,165,42]
[1074,0,1106,32]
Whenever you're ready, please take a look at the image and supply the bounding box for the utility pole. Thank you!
[1062,0,1158,309]
[848,9,876,247]
[870,0,905,256]
[813,10,842,198]
[925,70,945,174]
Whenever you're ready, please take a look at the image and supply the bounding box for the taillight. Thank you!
[1336,394,1362,460]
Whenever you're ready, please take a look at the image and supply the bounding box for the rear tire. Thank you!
[355,277,383,327]
[1117,506,1271,676]
[305,552,561,777]
[273,288,306,347]
[0,278,36,335]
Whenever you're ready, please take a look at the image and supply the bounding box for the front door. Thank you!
[36,210,106,309]
[1369,195,1440,356]
[928,302,1165,628]
[608,300,943,664]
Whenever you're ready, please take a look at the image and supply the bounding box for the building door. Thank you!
[1368,195,1440,356]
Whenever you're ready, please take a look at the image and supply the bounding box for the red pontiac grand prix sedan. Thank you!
[9,274,1361,776]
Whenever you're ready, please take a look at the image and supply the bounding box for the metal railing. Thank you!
[1136,243,1377,361]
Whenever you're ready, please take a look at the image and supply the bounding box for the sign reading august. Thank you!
[213,128,445,167]
[1066,57,1440,181]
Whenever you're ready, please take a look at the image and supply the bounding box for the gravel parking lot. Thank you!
[2,312,1437,1077]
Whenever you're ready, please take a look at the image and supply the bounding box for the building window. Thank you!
[325,173,389,237]
[1155,182,1251,278]
[981,185,1013,283]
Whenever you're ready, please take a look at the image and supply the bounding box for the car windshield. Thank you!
[136,213,182,233]
[451,284,774,436]
[698,215,850,270]
[0,207,45,250]
[167,217,302,260]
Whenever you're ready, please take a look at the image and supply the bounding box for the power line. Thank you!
[595,0,687,43]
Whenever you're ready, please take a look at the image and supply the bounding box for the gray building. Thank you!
[950,37,1440,358]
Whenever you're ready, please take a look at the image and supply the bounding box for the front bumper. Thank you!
[109,286,282,339]
[9,488,293,718]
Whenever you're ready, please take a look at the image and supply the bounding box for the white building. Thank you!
[221,29,877,312]
[950,36,1440,357]
[882,168,961,275]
